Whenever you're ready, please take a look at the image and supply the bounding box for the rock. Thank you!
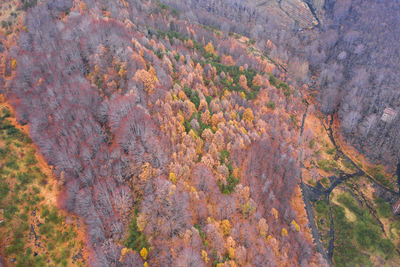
[280,0,318,29]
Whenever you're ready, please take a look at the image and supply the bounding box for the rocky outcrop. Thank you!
[280,0,319,29]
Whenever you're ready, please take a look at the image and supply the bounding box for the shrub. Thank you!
[17,172,36,186]
[156,49,163,59]
[4,205,18,220]
[368,166,390,187]
[267,101,276,110]
[341,158,356,170]
[317,159,337,172]
[320,177,329,187]
[309,139,315,149]
[315,200,329,216]
[0,181,9,201]
[326,147,336,155]
[25,151,37,166]
[5,157,19,170]
[378,239,395,258]
[39,222,55,238]
[125,209,149,252]
[374,196,392,218]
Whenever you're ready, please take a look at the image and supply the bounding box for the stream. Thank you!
[299,110,400,265]
[325,114,399,198]
[298,101,332,266]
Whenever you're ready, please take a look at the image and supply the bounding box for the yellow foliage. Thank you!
[140,247,148,260]
[216,264,224,267]
[139,162,155,182]
[243,108,254,122]
[224,89,230,97]
[178,91,186,100]
[242,201,255,215]
[240,92,246,99]
[144,262,149,267]
[228,247,235,259]
[201,250,209,263]
[258,218,269,238]
[11,59,17,70]
[291,220,300,231]
[169,184,176,195]
[118,63,127,78]
[221,219,231,236]
[169,172,177,184]
[177,113,185,124]
[119,247,129,262]
[271,208,279,220]
[205,42,215,54]
[281,228,288,237]
[121,247,128,257]
[137,213,146,232]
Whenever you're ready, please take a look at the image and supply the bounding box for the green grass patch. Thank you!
[125,208,150,252]
[317,159,338,173]
[373,196,392,218]
[368,166,391,187]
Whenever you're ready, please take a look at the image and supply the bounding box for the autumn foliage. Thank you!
[0,0,320,266]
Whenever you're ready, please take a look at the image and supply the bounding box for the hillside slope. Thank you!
[0,0,399,266]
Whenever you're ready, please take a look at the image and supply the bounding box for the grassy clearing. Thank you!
[0,105,86,266]
[332,191,396,265]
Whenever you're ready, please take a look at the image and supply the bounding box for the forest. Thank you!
[0,0,399,266]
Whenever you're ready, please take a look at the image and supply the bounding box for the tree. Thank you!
[243,108,254,123]
[221,219,231,236]
[134,69,156,94]
[140,247,148,260]
[205,42,215,55]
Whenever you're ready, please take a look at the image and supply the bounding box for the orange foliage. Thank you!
[221,55,235,66]
[252,74,263,87]
[243,108,254,122]
[221,219,231,236]
[186,39,194,49]
[239,75,248,90]
[258,218,269,238]
[134,69,156,94]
